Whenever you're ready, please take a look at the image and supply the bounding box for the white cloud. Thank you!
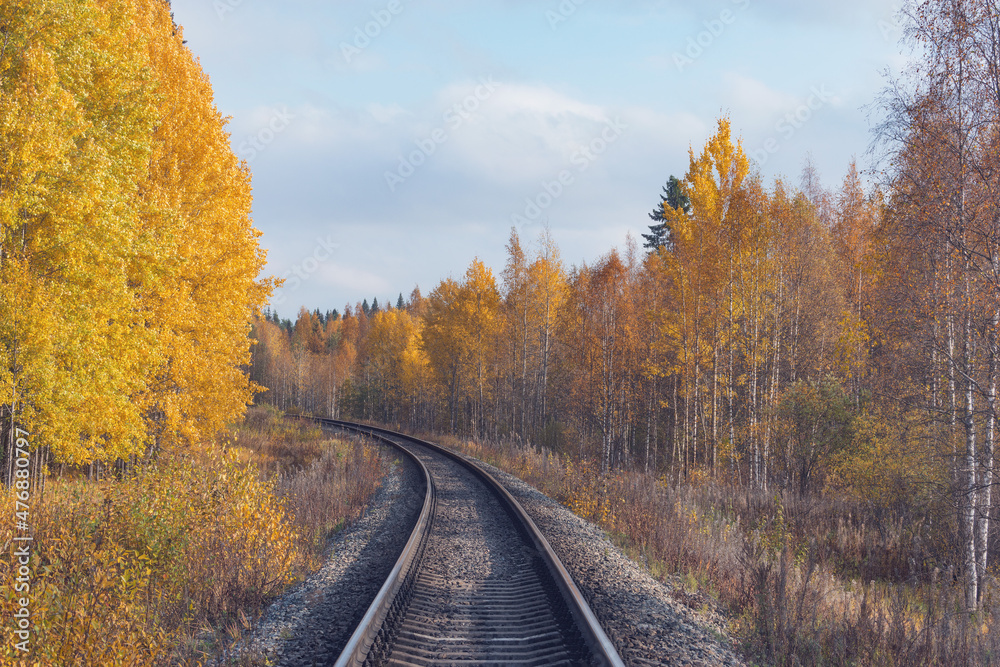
[721,73,800,122]
[317,263,392,293]
[367,103,410,124]
[169,0,897,313]
[473,83,606,123]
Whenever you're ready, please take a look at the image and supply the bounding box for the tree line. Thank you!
[252,135,869,489]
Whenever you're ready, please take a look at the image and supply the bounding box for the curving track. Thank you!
[318,419,625,667]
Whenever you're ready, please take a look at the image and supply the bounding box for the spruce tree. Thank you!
[643,175,690,251]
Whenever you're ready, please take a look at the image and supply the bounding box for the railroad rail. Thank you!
[318,419,625,667]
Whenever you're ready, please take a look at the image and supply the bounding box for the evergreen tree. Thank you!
[643,175,690,251]
[371,297,380,313]
[397,293,406,310]
[362,298,370,315]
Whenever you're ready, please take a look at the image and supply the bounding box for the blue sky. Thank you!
[169,0,906,314]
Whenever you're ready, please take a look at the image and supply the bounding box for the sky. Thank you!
[168,0,908,316]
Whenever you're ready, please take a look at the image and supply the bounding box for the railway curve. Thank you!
[320,419,625,667]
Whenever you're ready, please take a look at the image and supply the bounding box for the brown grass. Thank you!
[0,405,388,666]
[430,434,1000,666]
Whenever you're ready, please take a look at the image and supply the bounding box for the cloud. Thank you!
[243,80,710,311]
[169,0,896,313]
[721,74,800,121]
[317,263,392,293]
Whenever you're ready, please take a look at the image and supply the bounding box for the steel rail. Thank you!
[330,425,436,667]
[319,418,625,667]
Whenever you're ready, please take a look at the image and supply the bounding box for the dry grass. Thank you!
[431,434,1000,666]
[238,408,389,562]
[0,405,388,666]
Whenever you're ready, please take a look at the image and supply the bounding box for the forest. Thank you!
[3,0,1000,663]
[251,0,1000,628]
[0,3,309,663]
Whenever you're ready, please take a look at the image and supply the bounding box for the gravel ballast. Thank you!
[221,435,746,666]
[215,448,424,666]
[468,457,747,666]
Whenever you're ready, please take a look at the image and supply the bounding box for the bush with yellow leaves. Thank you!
[1,451,302,666]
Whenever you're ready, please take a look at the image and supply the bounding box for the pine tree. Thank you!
[643,175,690,251]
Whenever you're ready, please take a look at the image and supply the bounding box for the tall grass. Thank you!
[436,435,1000,666]
[233,407,388,562]
[0,406,388,666]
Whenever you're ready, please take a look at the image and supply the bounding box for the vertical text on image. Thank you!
[11,427,33,654]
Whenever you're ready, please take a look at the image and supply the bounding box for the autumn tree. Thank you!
[874,0,1000,608]
[0,0,272,475]
[527,230,569,439]
[562,248,644,471]
[458,261,502,438]
[829,161,880,396]
[133,0,272,451]
[500,227,569,445]
[1,0,163,470]
[656,116,762,482]
[501,230,531,440]
[361,309,430,426]
[777,376,855,495]
[419,261,501,436]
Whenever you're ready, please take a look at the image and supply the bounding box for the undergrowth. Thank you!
[434,434,1000,666]
[0,406,388,666]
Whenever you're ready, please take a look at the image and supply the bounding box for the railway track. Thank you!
[318,419,625,667]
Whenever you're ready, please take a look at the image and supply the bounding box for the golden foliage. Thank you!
[0,0,272,465]
[0,451,299,665]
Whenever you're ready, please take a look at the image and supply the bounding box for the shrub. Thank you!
[0,410,388,666]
